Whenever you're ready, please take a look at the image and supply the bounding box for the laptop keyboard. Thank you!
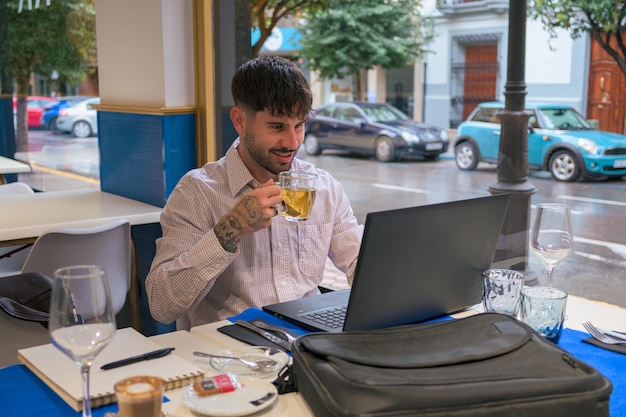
[300,305,347,329]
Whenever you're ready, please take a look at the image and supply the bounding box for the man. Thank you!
[146,56,363,329]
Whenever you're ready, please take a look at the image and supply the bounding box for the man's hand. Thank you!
[214,180,282,252]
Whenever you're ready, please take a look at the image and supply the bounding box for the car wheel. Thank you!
[304,133,322,155]
[549,149,580,182]
[375,137,396,162]
[72,121,92,138]
[455,141,478,170]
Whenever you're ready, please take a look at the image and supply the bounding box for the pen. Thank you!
[100,347,175,370]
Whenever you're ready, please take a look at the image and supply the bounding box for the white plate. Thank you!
[208,346,289,377]
[182,377,278,416]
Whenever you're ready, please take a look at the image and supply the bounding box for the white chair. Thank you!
[0,182,35,196]
[21,219,132,315]
[0,182,36,276]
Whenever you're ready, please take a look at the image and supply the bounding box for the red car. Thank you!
[12,96,55,128]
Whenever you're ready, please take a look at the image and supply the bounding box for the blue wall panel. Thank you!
[98,110,196,335]
[163,114,197,198]
[98,111,196,207]
[0,99,17,182]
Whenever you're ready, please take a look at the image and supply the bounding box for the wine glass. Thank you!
[49,265,116,417]
[530,203,573,287]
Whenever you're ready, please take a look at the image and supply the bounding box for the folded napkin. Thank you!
[217,324,289,352]
[582,337,626,355]
[220,308,311,353]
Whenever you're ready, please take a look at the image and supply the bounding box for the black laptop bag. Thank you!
[291,313,612,417]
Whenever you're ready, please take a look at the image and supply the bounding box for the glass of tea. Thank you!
[277,171,318,222]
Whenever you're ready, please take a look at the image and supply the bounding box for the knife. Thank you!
[234,320,292,351]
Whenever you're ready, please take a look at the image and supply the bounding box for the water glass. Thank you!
[520,286,568,343]
[482,269,525,316]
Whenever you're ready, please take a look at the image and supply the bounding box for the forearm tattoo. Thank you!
[215,215,241,253]
[214,195,271,252]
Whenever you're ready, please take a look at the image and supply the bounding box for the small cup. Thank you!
[481,269,525,316]
[520,286,568,343]
[114,375,165,417]
[277,171,318,222]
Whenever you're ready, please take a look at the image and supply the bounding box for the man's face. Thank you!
[237,109,308,178]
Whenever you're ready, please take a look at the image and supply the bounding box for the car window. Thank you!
[539,108,591,130]
[471,108,500,124]
[316,106,335,118]
[361,104,407,122]
[335,107,362,123]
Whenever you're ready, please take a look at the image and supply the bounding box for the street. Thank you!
[19,130,626,308]
[297,149,626,309]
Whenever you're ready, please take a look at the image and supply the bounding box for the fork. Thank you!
[582,322,626,345]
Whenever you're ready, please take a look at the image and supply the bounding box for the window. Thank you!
[471,107,500,123]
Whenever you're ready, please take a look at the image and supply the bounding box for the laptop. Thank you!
[263,194,511,333]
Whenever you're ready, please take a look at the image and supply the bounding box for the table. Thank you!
[2,295,624,417]
[0,156,31,185]
[145,295,626,417]
[0,189,161,246]
[0,188,162,329]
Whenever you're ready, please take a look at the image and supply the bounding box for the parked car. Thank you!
[304,102,450,162]
[454,102,626,182]
[40,96,95,133]
[55,97,100,138]
[12,96,55,128]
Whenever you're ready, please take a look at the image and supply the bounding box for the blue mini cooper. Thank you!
[454,102,626,182]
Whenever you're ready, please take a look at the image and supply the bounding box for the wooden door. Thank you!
[587,34,626,133]
[463,44,498,120]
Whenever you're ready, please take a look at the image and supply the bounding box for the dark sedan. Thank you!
[304,102,449,162]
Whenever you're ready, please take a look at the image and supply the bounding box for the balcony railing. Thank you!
[437,0,509,15]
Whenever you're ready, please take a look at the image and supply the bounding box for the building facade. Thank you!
[422,0,590,130]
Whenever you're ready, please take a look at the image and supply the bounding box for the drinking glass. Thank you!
[530,203,573,287]
[49,265,116,417]
[277,171,318,221]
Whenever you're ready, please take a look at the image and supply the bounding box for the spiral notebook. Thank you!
[17,327,204,412]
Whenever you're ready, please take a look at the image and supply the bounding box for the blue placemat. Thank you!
[0,364,170,417]
[229,308,625,416]
[0,364,118,417]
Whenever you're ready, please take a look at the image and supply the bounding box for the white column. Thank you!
[413,58,423,122]
[94,0,194,107]
[367,66,386,103]
[309,70,325,109]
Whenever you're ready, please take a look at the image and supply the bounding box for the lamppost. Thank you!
[488,0,538,283]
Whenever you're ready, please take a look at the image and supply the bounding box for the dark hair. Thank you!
[231,56,313,120]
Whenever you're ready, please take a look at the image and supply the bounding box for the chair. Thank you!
[21,219,131,315]
[0,182,35,196]
[0,182,36,276]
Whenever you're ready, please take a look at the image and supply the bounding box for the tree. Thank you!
[297,0,431,101]
[8,0,96,151]
[249,0,331,56]
[529,0,626,79]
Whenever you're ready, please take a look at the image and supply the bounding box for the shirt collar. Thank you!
[224,138,259,197]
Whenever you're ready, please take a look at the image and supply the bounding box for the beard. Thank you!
[240,128,295,175]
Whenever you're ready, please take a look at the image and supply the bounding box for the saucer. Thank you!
[208,346,289,377]
[182,377,278,416]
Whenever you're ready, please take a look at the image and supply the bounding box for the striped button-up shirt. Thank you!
[146,141,363,327]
